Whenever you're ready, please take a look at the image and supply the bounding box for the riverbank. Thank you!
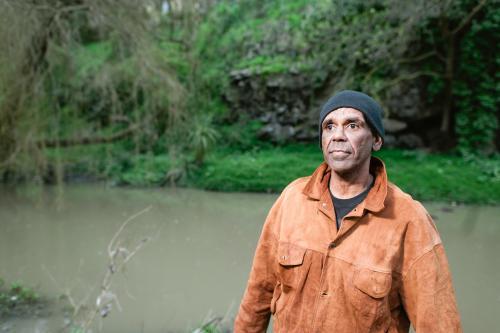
[46,144,500,204]
[0,278,43,319]
[193,145,500,204]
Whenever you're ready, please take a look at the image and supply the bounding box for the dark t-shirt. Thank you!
[330,177,374,230]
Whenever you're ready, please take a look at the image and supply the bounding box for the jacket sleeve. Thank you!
[234,193,283,333]
[399,205,462,332]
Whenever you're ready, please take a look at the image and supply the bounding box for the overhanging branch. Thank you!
[452,0,488,35]
[376,70,441,93]
[40,123,141,148]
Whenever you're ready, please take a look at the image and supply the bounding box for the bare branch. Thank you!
[452,0,488,35]
[397,51,437,64]
[107,205,153,256]
[75,205,155,331]
[40,123,141,148]
[376,71,441,93]
[123,237,151,264]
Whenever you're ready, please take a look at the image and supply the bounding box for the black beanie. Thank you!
[319,90,385,146]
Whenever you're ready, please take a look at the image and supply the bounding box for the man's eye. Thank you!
[348,123,358,129]
[326,124,334,130]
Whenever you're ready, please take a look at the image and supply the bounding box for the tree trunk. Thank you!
[440,36,455,134]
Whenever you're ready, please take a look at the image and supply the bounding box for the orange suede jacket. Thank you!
[234,157,462,333]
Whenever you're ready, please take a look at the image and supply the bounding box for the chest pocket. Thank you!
[354,268,392,299]
[351,267,392,320]
[274,242,309,318]
[277,242,307,289]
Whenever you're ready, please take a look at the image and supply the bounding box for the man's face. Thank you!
[321,107,382,175]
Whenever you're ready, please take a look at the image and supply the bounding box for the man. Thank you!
[234,90,462,332]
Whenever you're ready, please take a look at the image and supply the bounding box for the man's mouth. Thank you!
[329,150,351,159]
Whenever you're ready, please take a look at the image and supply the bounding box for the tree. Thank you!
[0,0,185,181]
[307,0,495,149]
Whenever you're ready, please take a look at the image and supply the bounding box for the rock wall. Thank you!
[226,69,319,142]
[226,69,442,149]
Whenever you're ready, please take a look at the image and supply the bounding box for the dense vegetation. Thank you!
[195,146,500,204]
[0,0,498,202]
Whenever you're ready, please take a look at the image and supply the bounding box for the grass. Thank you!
[374,149,500,204]
[48,144,500,204]
[191,145,322,192]
[191,144,500,204]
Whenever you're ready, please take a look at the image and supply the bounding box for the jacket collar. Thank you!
[302,156,387,213]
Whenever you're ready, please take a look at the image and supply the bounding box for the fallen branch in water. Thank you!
[80,205,153,331]
[43,205,155,332]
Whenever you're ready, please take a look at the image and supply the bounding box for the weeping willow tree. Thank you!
[0,0,190,183]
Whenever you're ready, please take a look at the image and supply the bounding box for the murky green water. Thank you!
[0,185,499,332]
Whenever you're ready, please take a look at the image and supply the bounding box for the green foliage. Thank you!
[374,149,500,204]
[194,0,326,91]
[9,282,39,303]
[69,327,85,333]
[1,0,498,192]
[187,115,220,165]
[45,144,173,186]
[47,140,500,203]
[454,5,499,154]
[0,1,186,181]
[192,144,322,192]
[195,0,498,153]
[217,120,269,151]
[191,145,500,203]
[198,324,223,333]
[0,278,40,316]
[304,0,418,94]
[118,155,172,186]
[73,41,113,80]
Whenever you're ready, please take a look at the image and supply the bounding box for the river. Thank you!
[0,185,499,332]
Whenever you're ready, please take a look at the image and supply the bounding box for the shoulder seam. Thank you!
[401,243,443,280]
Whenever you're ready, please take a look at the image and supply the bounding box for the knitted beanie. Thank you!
[319,90,385,147]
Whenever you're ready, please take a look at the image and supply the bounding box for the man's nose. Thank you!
[331,126,347,141]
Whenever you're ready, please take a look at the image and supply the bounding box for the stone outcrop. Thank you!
[226,69,440,148]
[226,69,319,142]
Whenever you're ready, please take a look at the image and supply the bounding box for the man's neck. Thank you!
[329,165,373,199]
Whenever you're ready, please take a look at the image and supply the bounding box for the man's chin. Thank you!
[327,160,353,174]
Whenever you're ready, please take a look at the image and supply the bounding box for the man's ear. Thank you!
[372,135,383,152]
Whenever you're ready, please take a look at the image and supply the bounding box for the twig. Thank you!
[107,205,152,256]
[41,264,84,317]
[80,205,153,331]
